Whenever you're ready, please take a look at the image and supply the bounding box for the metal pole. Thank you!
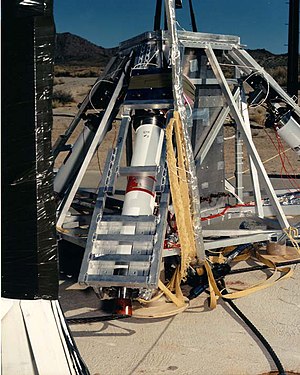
[56,57,132,229]
[188,0,198,32]
[154,0,163,31]
[240,87,264,217]
[287,0,299,97]
[235,126,244,200]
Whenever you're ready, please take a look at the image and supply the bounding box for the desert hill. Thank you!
[54,32,300,86]
[246,48,289,68]
[55,32,117,66]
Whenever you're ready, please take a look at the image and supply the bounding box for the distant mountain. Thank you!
[54,32,297,73]
[54,32,117,66]
[246,48,289,69]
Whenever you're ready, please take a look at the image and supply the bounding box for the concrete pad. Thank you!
[59,264,300,375]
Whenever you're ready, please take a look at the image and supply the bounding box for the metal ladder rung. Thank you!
[100,215,156,223]
[97,215,157,235]
[118,165,159,176]
[89,254,152,262]
[93,233,154,242]
[83,275,150,288]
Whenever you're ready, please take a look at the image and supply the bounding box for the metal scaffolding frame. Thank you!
[54,29,300,293]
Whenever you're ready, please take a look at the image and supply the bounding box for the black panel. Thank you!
[2,0,58,299]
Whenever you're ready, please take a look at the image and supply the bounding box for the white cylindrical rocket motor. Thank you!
[278,114,300,156]
[115,115,164,271]
[122,116,164,216]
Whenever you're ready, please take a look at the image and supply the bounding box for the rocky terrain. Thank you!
[55,32,116,66]
[54,32,116,77]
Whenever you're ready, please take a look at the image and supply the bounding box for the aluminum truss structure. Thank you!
[54,29,300,296]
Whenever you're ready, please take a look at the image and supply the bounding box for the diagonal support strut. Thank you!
[205,44,289,230]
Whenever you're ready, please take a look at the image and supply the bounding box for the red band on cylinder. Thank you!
[126,176,155,197]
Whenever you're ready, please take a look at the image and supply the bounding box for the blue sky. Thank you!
[54,0,291,54]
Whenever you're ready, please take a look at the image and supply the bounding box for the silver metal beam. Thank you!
[201,203,300,225]
[227,49,252,75]
[203,229,278,237]
[224,180,244,204]
[56,58,132,229]
[240,87,264,217]
[204,232,277,250]
[106,110,131,193]
[235,125,244,200]
[177,30,240,47]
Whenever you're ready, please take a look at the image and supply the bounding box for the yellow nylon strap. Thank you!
[283,227,300,254]
[166,111,196,280]
[139,111,197,310]
[208,254,226,264]
[173,267,185,301]
[138,269,185,306]
[222,246,251,263]
[158,279,186,307]
[204,257,293,309]
[137,290,164,305]
[207,272,218,309]
[233,253,251,263]
[56,226,69,234]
